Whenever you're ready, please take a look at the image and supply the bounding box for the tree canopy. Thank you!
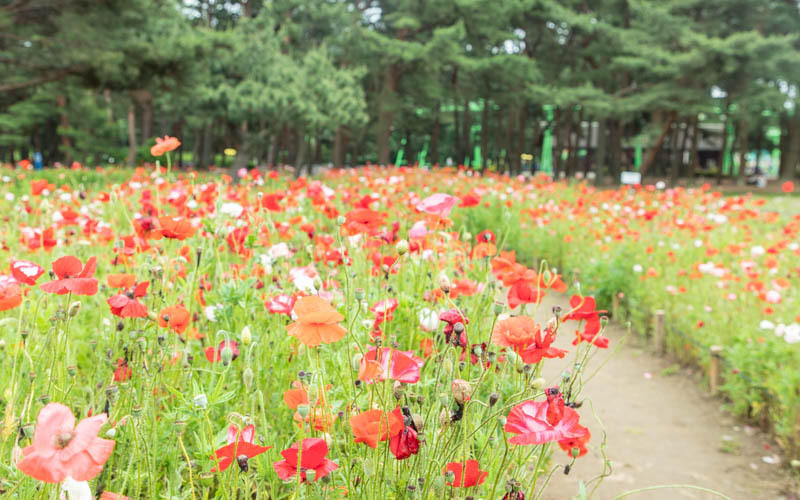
[2,0,800,180]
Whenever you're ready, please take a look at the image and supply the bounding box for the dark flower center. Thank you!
[55,431,75,449]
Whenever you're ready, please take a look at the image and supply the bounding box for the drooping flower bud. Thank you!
[241,326,252,345]
[396,239,409,255]
[451,379,472,404]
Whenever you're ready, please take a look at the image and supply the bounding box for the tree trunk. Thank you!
[294,132,307,177]
[333,127,344,167]
[200,122,213,168]
[462,98,471,165]
[126,102,136,166]
[689,116,699,181]
[669,122,681,186]
[103,89,113,124]
[780,112,800,180]
[481,98,489,169]
[640,112,677,177]
[608,118,623,184]
[504,107,514,172]
[267,133,278,168]
[517,104,528,173]
[595,118,608,179]
[717,111,729,185]
[736,120,748,184]
[376,65,398,165]
[494,106,503,168]
[232,121,250,174]
[56,94,72,164]
[430,109,440,166]
[453,97,461,165]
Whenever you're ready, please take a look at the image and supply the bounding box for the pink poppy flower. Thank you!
[504,399,588,446]
[358,347,423,384]
[416,193,459,217]
[211,424,270,472]
[16,403,115,483]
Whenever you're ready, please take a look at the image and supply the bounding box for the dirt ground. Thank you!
[526,293,798,500]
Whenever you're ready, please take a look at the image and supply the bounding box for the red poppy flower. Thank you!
[204,340,240,363]
[439,308,469,346]
[507,281,546,309]
[211,424,270,472]
[558,428,591,457]
[389,408,420,460]
[10,259,44,285]
[261,193,285,211]
[444,459,487,487]
[341,209,385,236]
[272,438,338,483]
[113,359,132,382]
[107,281,149,318]
[40,256,98,296]
[563,295,609,348]
[358,347,423,384]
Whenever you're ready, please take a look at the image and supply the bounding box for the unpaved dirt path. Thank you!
[526,293,796,500]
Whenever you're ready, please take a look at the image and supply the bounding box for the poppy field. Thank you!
[0,161,797,499]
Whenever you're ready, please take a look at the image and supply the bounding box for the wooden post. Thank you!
[652,310,666,353]
[709,345,723,395]
[611,293,620,319]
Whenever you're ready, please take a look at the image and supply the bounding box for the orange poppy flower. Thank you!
[350,409,403,448]
[150,136,181,157]
[158,305,191,334]
[107,273,136,289]
[286,296,347,347]
[491,316,537,348]
[158,216,195,240]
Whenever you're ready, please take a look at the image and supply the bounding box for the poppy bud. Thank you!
[571,447,580,458]
[473,345,483,357]
[412,413,424,432]
[106,385,119,403]
[438,273,451,294]
[297,404,311,417]
[442,358,453,375]
[489,392,499,407]
[393,381,405,400]
[493,302,504,315]
[337,215,346,225]
[21,422,34,438]
[564,464,571,475]
[241,326,252,345]
[444,470,455,483]
[498,415,507,426]
[487,351,497,363]
[439,408,449,427]
[352,353,363,370]
[504,350,518,364]
[396,239,409,255]
[193,393,208,410]
[106,428,116,438]
[67,301,81,317]
[531,377,546,391]
[451,379,472,404]
[354,288,365,300]
[522,363,533,374]
[242,367,254,389]
[237,455,249,472]
[221,345,234,365]
[66,365,77,377]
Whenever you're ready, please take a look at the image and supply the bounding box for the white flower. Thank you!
[655,181,666,189]
[759,320,775,330]
[4,192,14,202]
[205,304,221,322]
[187,199,199,210]
[765,290,782,304]
[784,324,800,344]
[268,242,291,260]
[419,308,438,332]
[751,246,765,257]
[61,477,92,500]
[632,264,643,273]
[220,202,243,218]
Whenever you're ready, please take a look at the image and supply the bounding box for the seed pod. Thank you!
[489,392,499,407]
[451,379,472,404]
[242,367,254,389]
